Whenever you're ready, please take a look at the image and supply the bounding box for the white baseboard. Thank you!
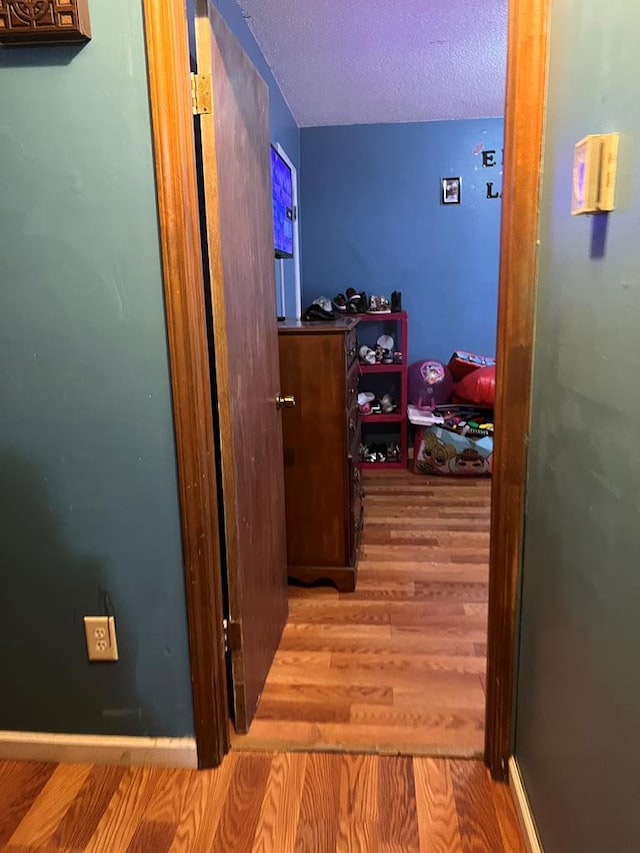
[0,730,197,769]
[509,756,544,853]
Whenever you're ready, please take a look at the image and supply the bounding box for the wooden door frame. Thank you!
[142,0,551,772]
[485,0,551,780]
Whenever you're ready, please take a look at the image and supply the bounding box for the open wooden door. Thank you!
[194,0,288,733]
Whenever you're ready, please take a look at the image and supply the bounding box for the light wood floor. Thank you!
[0,753,525,852]
[234,471,491,756]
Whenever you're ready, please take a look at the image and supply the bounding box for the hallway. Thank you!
[0,752,525,851]
[234,472,490,756]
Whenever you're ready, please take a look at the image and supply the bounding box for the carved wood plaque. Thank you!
[0,0,91,45]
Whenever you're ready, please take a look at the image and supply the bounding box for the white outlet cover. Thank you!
[83,615,119,662]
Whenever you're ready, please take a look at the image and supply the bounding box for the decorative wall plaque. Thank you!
[0,0,91,45]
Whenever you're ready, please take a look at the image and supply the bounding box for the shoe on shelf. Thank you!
[387,443,400,462]
[332,293,348,313]
[358,391,375,414]
[367,295,392,314]
[359,345,376,365]
[346,288,367,313]
[391,291,402,311]
[380,394,397,413]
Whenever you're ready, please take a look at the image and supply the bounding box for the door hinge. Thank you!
[222,618,242,653]
[191,73,212,116]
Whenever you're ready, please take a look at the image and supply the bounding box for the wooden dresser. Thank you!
[277,318,363,591]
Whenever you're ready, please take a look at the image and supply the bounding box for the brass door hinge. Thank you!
[222,618,242,653]
[191,73,212,115]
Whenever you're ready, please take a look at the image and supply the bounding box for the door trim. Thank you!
[142,0,229,768]
[485,0,551,779]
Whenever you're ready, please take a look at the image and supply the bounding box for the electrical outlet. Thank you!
[83,616,119,662]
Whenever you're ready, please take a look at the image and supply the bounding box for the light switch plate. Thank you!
[572,133,619,215]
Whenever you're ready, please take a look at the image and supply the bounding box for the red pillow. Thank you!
[453,365,496,407]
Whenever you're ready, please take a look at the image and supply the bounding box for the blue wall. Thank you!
[0,1,193,736]
[300,119,504,364]
[515,1,640,850]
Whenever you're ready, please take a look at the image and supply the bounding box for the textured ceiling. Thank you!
[236,0,507,127]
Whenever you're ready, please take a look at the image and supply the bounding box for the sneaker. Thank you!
[359,345,376,365]
[346,288,368,313]
[380,394,397,413]
[332,293,348,313]
[367,295,391,314]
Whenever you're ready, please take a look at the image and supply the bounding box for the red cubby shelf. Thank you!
[359,363,403,374]
[360,460,406,471]
[357,311,408,470]
[360,413,403,424]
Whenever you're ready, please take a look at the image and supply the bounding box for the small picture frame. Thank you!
[441,177,461,205]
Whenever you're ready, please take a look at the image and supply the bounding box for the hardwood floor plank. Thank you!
[357,563,488,581]
[174,754,236,853]
[233,720,483,757]
[378,756,419,850]
[84,767,160,853]
[350,706,485,738]
[258,681,394,707]
[337,754,379,853]
[413,757,463,853]
[212,753,272,852]
[6,763,92,849]
[413,582,488,602]
[393,684,485,712]
[491,780,528,853]
[356,565,487,582]
[278,633,478,658]
[251,753,307,853]
[281,622,392,640]
[256,697,351,724]
[390,625,488,645]
[125,820,175,853]
[49,764,127,851]
[329,651,487,676]
[0,761,56,846]
[450,760,504,852]
[361,545,489,563]
[138,766,194,826]
[286,600,392,625]
[293,752,341,852]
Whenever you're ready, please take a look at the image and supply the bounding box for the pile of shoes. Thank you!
[357,392,398,415]
[358,335,403,365]
[301,296,335,321]
[302,290,402,321]
[332,288,368,314]
[361,441,401,463]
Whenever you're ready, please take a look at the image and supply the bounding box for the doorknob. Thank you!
[276,393,296,410]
